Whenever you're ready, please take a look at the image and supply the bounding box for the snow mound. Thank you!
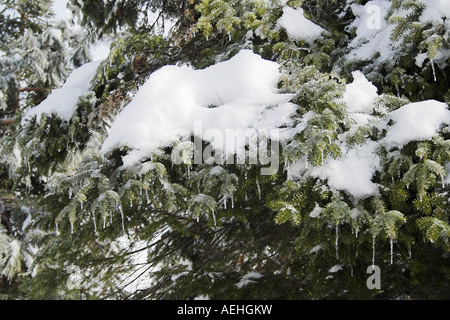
[346,0,394,63]
[22,60,101,122]
[383,100,450,147]
[343,71,378,114]
[100,50,294,167]
[308,141,380,199]
[277,7,324,43]
[420,0,450,24]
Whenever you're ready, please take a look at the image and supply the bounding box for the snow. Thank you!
[346,1,395,63]
[420,0,450,24]
[347,0,450,66]
[290,97,450,200]
[286,69,450,200]
[311,142,380,199]
[343,71,378,114]
[309,203,322,218]
[288,72,382,199]
[303,99,450,199]
[100,50,294,167]
[277,7,324,43]
[309,244,322,254]
[210,166,224,176]
[90,42,111,61]
[288,141,380,199]
[383,100,450,147]
[22,60,101,122]
[236,271,263,289]
[53,0,70,20]
[329,264,344,273]
[415,53,428,68]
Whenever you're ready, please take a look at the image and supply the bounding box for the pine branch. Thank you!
[0,118,14,126]
[18,87,45,93]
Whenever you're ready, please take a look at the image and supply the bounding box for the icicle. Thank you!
[130,199,133,208]
[103,216,106,229]
[441,175,445,188]
[79,201,83,210]
[91,212,97,235]
[372,235,376,269]
[55,221,59,235]
[68,188,73,200]
[355,227,359,239]
[186,166,191,179]
[231,194,234,209]
[70,220,74,234]
[256,178,261,200]
[223,195,227,210]
[212,210,217,227]
[350,265,354,278]
[335,224,339,260]
[145,190,150,205]
[390,238,394,265]
[228,31,231,41]
[118,204,125,234]
[431,59,437,82]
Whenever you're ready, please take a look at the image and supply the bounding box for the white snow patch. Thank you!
[100,50,293,167]
[309,203,322,218]
[415,53,428,68]
[236,271,263,289]
[329,264,344,273]
[295,141,380,199]
[383,100,450,147]
[350,208,363,220]
[346,1,395,63]
[22,60,101,122]
[420,0,450,24]
[343,71,378,114]
[309,244,322,254]
[277,7,324,43]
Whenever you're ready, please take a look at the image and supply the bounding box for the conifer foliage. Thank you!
[1,0,449,299]
[0,0,91,299]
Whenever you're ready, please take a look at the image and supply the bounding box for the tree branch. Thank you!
[0,118,14,126]
[19,87,45,93]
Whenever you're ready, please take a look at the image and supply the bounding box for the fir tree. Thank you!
[1,0,449,300]
[0,0,92,299]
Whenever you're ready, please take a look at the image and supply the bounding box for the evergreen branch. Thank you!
[18,87,45,93]
[0,118,14,126]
